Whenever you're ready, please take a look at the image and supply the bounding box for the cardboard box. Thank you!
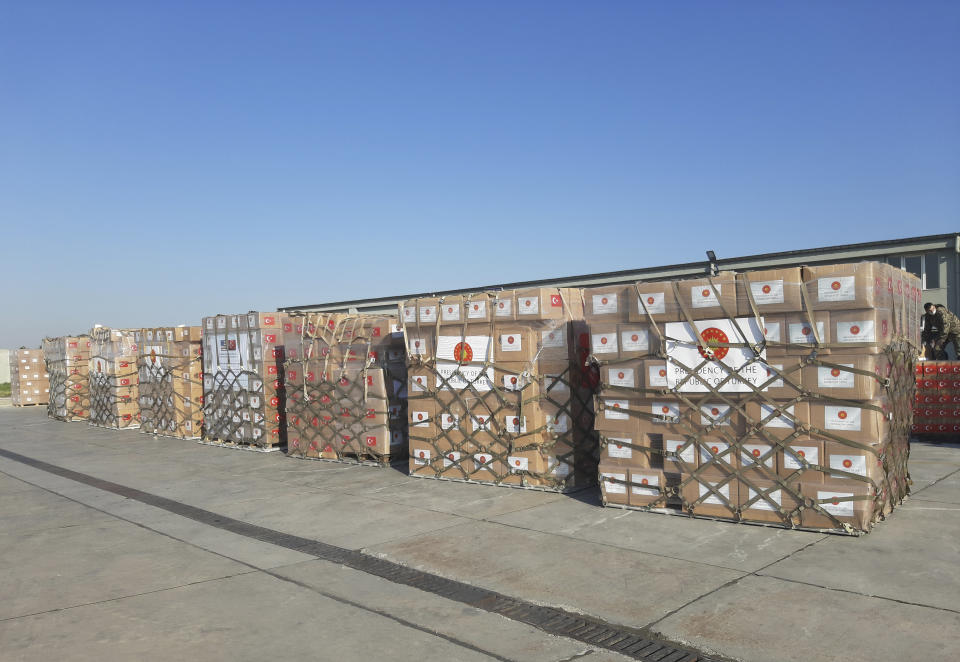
[583,286,631,321]
[628,469,666,507]
[736,268,805,315]
[740,479,800,524]
[800,481,876,531]
[628,282,681,323]
[777,438,825,483]
[802,354,890,401]
[493,325,537,363]
[783,312,831,356]
[681,474,739,519]
[757,357,804,399]
[676,273,738,320]
[618,323,653,359]
[599,465,629,505]
[830,308,894,354]
[808,401,889,445]
[744,401,811,440]
[823,441,885,484]
[803,262,885,312]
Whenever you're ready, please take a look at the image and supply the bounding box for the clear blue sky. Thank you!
[1,1,958,349]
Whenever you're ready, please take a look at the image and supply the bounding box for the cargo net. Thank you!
[402,289,598,491]
[42,336,91,422]
[88,327,140,430]
[283,312,407,465]
[138,329,204,439]
[588,262,919,534]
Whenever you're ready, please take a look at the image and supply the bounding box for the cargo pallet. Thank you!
[12,402,46,407]
[197,438,284,453]
[409,472,590,494]
[141,431,203,441]
[89,423,141,431]
[288,453,401,468]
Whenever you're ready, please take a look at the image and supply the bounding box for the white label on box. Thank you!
[402,305,417,323]
[762,363,784,389]
[518,296,539,315]
[602,472,627,494]
[608,368,635,387]
[441,303,461,322]
[495,298,512,317]
[621,328,649,352]
[665,317,766,393]
[788,321,825,344]
[825,405,862,431]
[638,292,665,315]
[544,374,569,393]
[591,332,618,354]
[466,300,487,319]
[818,276,856,302]
[837,320,875,343]
[442,451,461,468]
[652,401,680,422]
[413,448,431,465]
[408,337,428,356]
[700,441,731,465]
[783,445,819,470]
[550,459,571,477]
[504,416,527,434]
[592,293,619,315]
[441,413,459,430]
[509,456,529,472]
[541,328,566,349]
[472,415,491,431]
[665,438,695,463]
[500,333,522,353]
[741,444,775,468]
[830,454,868,477]
[632,473,660,496]
[547,413,569,433]
[648,364,668,387]
[217,317,227,329]
[818,364,855,389]
[701,404,733,426]
[412,411,431,427]
[760,403,795,429]
[435,362,494,391]
[473,453,492,467]
[607,437,633,459]
[763,322,781,343]
[818,490,855,516]
[437,334,492,362]
[750,280,785,305]
[746,487,782,511]
[502,373,529,391]
[604,399,630,420]
[419,305,437,323]
[699,481,730,506]
[691,283,721,308]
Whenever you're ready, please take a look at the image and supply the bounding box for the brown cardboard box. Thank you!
[463,293,495,322]
[599,465,629,505]
[808,400,889,444]
[823,441,885,484]
[803,263,885,312]
[594,396,641,433]
[662,435,698,472]
[757,357,804,399]
[744,401,811,439]
[676,273,738,320]
[493,292,516,320]
[583,286,631,321]
[493,325,537,363]
[800,481,876,530]
[830,308,894,354]
[618,323,653,359]
[537,323,571,362]
[783,312,831,355]
[740,479,800,524]
[601,360,644,393]
[695,437,740,477]
[777,438,825,483]
[439,295,466,323]
[802,354,890,401]
[681,474,739,519]
[601,429,658,469]
[628,469,667,507]
[589,323,619,358]
[628,282,681,323]
[737,440,778,476]
[736,268,805,315]
[515,288,567,320]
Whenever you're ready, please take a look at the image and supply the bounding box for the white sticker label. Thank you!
[607,437,633,459]
[818,491,855,516]
[836,321,875,343]
[466,300,487,319]
[665,317,767,393]
[829,454,868,477]
[648,364,668,387]
[665,438,695,463]
[638,292,666,315]
[436,335,492,362]
[700,441,731,465]
[746,487,782,511]
[435,362,494,391]
[602,472,626,494]
[592,333,618,354]
[541,328,566,349]
[631,473,660,496]
[504,415,527,434]
[608,368,635,387]
[762,363,784,389]
[763,322,781,343]
[473,453,492,467]
[592,293,619,315]
[783,445,819,470]
[408,337,428,356]
[699,482,731,506]
[413,448,431,465]
[750,280,785,305]
[509,456,529,472]
[788,321,825,345]
[818,364,855,389]
[701,404,733,426]
[741,444,775,468]
[818,276,856,302]
[502,373,529,391]
[440,413,459,430]
[442,451,461,468]
[441,303,461,322]
[621,328,649,353]
[825,405,862,431]
[604,399,630,420]
[495,298,512,317]
[691,283,721,308]
[547,413,569,433]
[500,333,522,353]
[419,305,437,323]
[472,415,491,431]
[544,374,569,393]
[518,296,540,315]
[652,401,680,422]
[759,403,795,429]
[410,374,427,392]
[412,411,431,428]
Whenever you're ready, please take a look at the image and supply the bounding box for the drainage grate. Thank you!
[0,447,719,662]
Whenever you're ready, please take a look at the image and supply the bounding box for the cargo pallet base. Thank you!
[12,403,44,408]
[912,434,960,442]
[599,500,888,537]
[409,472,588,494]
[289,453,402,468]
[197,438,284,453]
[143,431,203,441]
[90,422,140,431]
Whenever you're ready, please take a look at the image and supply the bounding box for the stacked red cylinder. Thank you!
[912,361,960,435]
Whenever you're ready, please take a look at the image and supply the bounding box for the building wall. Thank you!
[0,349,10,384]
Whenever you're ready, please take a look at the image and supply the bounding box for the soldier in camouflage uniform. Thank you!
[925,303,960,359]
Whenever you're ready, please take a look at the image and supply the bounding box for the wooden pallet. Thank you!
[408,472,585,494]
[196,438,283,453]
[286,451,399,467]
[11,402,46,407]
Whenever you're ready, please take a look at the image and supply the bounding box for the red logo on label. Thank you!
[647,296,655,305]
[631,334,639,342]
[265,334,276,343]
[802,326,812,336]
[524,299,533,308]
[600,336,608,345]
[762,284,771,294]
[711,445,719,454]
[550,295,562,307]
[618,371,625,379]
[752,449,761,457]
[711,407,720,416]
[453,342,473,362]
[641,478,649,485]
[831,368,841,377]
[507,335,515,344]
[797,450,806,458]
[510,376,518,385]
[850,325,860,335]
[264,316,275,325]
[372,327,381,337]
[658,369,666,377]
[701,289,710,298]
[838,410,848,419]
[661,405,670,414]
[698,327,729,360]
[514,459,522,467]
[831,281,841,291]
[843,459,853,468]
[366,436,377,447]
[601,297,608,305]
[498,302,505,309]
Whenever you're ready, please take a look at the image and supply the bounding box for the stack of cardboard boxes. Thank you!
[42,336,91,421]
[912,361,960,436]
[591,261,918,533]
[10,348,49,406]
[88,327,140,429]
[138,326,204,439]
[284,313,407,463]
[403,288,598,490]
[201,311,288,449]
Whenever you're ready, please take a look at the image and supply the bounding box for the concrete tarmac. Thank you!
[1,406,958,661]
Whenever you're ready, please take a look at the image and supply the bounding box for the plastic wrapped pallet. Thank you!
[42,336,91,421]
[89,326,140,429]
[912,360,960,436]
[10,348,49,406]
[283,313,407,464]
[401,288,598,490]
[588,261,919,534]
[201,311,289,450]
[138,326,204,439]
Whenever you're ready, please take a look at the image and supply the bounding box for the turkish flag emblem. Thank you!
[550,295,562,307]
